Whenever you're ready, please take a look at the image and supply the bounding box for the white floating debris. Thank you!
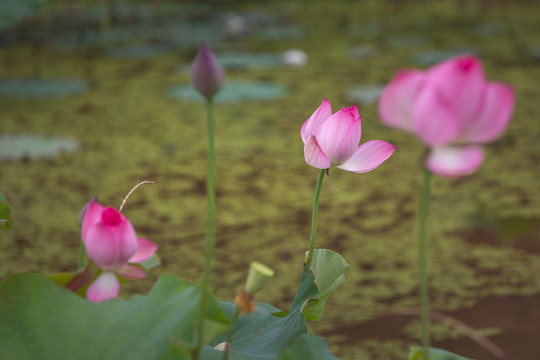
[282,49,308,66]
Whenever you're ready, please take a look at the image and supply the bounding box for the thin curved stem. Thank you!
[194,99,217,360]
[77,243,85,270]
[306,169,326,267]
[223,309,240,360]
[418,167,432,357]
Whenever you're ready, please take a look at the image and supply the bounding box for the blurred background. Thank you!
[1,0,540,359]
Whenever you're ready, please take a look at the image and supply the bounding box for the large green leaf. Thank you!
[0,192,13,229]
[409,346,474,360]
[302,249,350,321]
[200,264,337,359]
[0,273,231,360]
[276,334,339,360]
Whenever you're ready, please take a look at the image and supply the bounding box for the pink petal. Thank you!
[82,205,138,270]
[117,264,146,280]
[337,140,396,173]
[459,83,515,144]
[314,108,358,164]
[426,55,486,125]
[378,70,425,132]
[301,98,332,143]
[411,85,460,146]
[347,105,361,122]
[86,272,120,303]
[129,238,158,263]
[426,145,484,177]
[304,135,331,169]
[81,202,105,241]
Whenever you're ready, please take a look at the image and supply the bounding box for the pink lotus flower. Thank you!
[81,202,158,302]
[379,55,515,176]
[191,43,225,101]
[301,99,395,172]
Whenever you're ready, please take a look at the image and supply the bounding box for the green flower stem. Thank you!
[194,99,217,360]
[223,308,240,360]
[306,169,326,267]
[418,167,432,357]
[77,243,85,270]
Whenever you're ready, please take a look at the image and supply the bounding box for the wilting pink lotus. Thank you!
[191,43,224,101]
[301,98,395,172]
[81,202,158,302]
[379,55,515,176]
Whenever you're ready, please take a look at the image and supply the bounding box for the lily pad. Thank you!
[0,134,80,161]
[253,25,304,41]
[0,78,89,98]
[216,51,284,70]
[348,45,374,59]
[0,0,58,31]
[412,47,479,66]
[385,35,428,48]
[474,23,505,37]
[528,46,540,61]
[167,80,287,104]
[345,84,385,105]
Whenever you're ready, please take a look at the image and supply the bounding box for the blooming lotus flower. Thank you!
[301,98,396,172]
[379,55,515,176]
[191,43,224,101]
[81,202,158,302]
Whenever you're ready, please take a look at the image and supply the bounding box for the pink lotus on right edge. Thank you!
[378,55,515,177]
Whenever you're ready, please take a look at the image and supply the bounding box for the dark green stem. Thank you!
[78,243,85,270]
[418,167,432,357]
[223,309,240,360]
[194,99,217,360]
[306,169,326,267]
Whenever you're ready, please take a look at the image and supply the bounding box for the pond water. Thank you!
[1,1,540,359]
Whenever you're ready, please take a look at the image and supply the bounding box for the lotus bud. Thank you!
[191,43,224,101]
[245,261,274,295]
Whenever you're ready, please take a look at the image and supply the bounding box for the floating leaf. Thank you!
[0,134,80,161]
[473,23,505,37]
[253,25,304,41]
[167,80,287,104]
[385,35,428,48]
[348,45,374,59]
[216,51,284,70]
[409,346,474,360]
[0,273,231,360]
[0,192,13,229]
[0,78,89,98]
[301,249,349,321]
[345,84,385,105]
[0,0,59,31]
